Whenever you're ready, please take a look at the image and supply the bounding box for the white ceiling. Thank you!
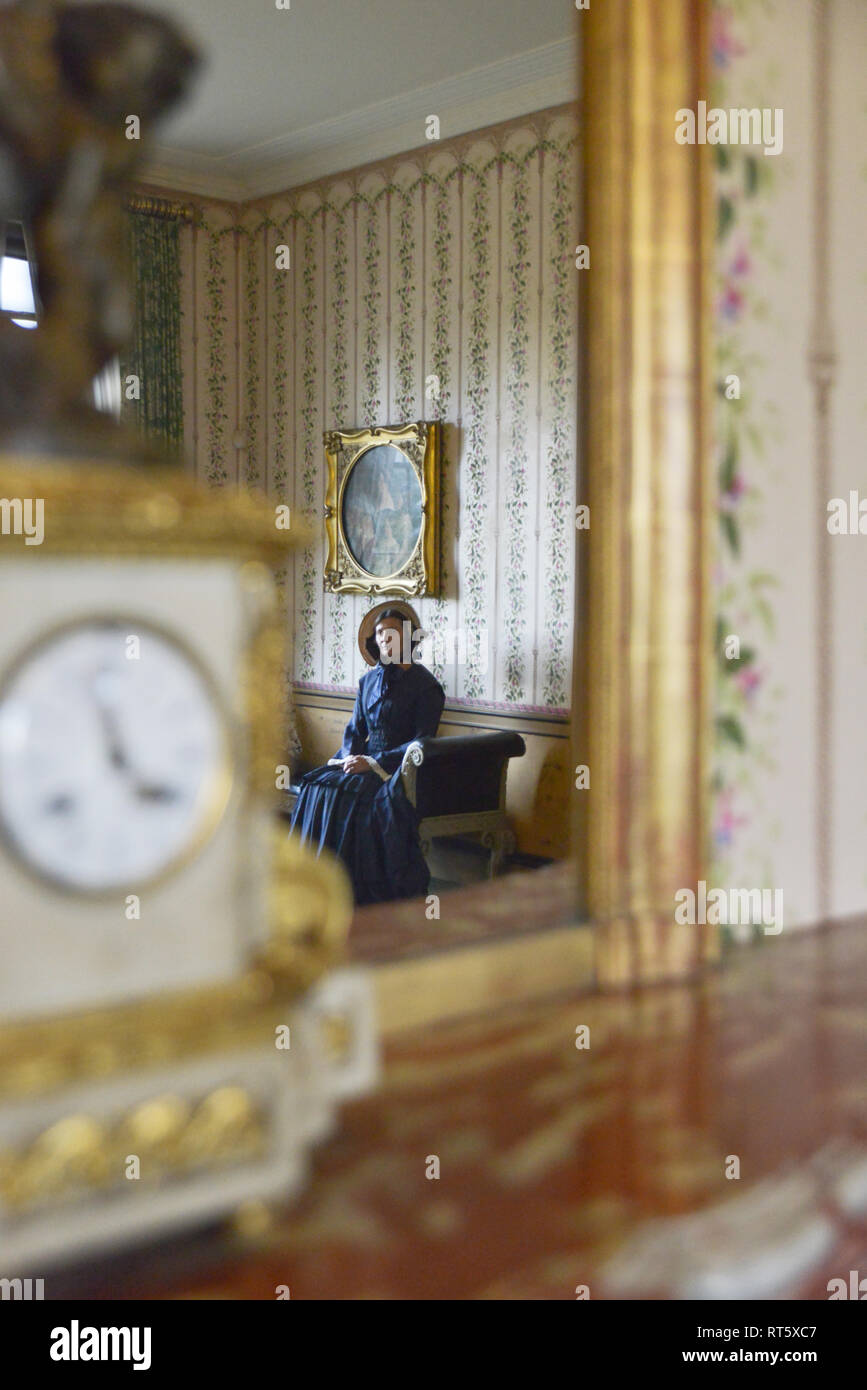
[129,0,578,199]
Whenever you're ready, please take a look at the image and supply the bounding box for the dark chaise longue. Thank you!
[283,730,526,877]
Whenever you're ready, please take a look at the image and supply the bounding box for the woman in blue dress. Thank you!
[289,602,445,905]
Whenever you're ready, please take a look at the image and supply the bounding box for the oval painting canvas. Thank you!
[341,444,423,576]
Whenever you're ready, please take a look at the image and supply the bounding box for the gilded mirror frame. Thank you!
[575,0,716,988]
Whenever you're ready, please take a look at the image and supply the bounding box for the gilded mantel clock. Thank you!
[324,421,441,597]
[0,463,376,1272]
[0,467,330,1020]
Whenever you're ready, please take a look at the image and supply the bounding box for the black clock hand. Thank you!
[93,698,131,773]
[90,674,180,803]
[133,782,179,803]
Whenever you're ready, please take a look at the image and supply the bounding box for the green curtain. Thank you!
[122,209,184,452]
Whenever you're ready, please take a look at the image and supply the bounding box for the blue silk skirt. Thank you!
[288,762,429,906]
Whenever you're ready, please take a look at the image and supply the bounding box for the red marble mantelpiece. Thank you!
[50,876,867,1301]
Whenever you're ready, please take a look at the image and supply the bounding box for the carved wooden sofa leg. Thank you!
[481,824,517,879]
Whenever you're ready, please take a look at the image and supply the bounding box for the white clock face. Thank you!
[0,620,230,893]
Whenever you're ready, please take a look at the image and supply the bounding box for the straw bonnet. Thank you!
[358,600,423,666]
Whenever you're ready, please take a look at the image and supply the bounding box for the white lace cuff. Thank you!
[362,756,390,781]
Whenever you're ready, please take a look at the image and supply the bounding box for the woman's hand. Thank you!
[342,754,370,775]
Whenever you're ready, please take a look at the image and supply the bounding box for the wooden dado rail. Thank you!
[291,685,571,860]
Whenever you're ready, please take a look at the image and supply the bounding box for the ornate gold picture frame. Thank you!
[323,421,441,597]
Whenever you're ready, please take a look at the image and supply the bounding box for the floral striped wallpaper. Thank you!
[709,0,867,927]
[178,108,578,712]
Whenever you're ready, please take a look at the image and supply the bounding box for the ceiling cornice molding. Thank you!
[141,36,577,201]
[136,161,245,202]
[244,102,580,212]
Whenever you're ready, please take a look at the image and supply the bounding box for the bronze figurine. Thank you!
[0,0,198,459]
